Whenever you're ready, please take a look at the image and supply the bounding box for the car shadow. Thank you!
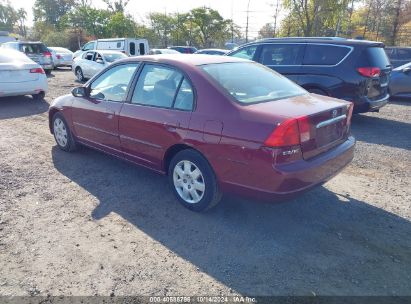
[0,96,49,120]
[351,115,411,150]
[51,146,411,295]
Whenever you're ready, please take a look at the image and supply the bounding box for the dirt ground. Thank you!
[0,69,410,297]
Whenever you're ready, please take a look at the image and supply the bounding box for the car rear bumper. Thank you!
[0,78,48,97]
[355,94,389,113]
[42,64,53,70]
[221,136,355,201]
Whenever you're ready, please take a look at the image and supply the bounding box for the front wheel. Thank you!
[52,113,77,152]
[168,149,222,212]
[75,67,84,82]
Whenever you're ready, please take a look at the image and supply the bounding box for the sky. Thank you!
[10,0,281,39]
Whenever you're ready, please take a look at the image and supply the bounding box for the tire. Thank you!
[32,91,45,100]
[168,149,222,212]
[307,88,328,96]
[75,67,85,82]
[45,69,52,75]
[52,112,77,152]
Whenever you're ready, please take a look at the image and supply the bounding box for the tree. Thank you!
[102,0,129,13]
[0,0,16,32]
[189,7,231,48]
[106,12,136,37]
[16,8,27,37]
[258,23,276,38]
[33,0,76,27]
[148,12,175,47]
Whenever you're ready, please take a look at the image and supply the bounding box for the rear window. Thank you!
[303,45,350,65]
[364,47,391,68]
[201,62,307,104]
[19,43,47,54]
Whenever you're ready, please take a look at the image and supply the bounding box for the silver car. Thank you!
[49,47,73,68]
[1,41,53,74]
[72,50,127,81]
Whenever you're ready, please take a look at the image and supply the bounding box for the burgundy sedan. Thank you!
[49,54,355,212]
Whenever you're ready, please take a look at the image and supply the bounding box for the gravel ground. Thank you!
[0,69,410,297]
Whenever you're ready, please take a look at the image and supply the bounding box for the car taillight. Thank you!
[30,67,45,74]
[357,67,380,78]
[43,51,52,57]
[264,116,311,147]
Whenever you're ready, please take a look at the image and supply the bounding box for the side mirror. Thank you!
[71,87,87,97]
[402,67,411,74]
[96,59,104,64]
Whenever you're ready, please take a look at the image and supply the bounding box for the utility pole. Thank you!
[273,0,280,37]
[245,0,251,43]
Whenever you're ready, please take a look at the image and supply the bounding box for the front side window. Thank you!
[259,44,304,66]
[201,62,306,104]
[89,63,139,102]
[397,48,411,60]
[303,45,350,65]
[131,64,193,110]
[228,46,257,60]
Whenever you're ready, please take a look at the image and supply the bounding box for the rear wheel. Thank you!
[45,69,52,75]
[168,149,222,212]
[52,113,77,152]
[75,67,84,82]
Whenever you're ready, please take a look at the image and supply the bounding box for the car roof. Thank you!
[198,49,229,52]
[89,50,125,55]
[241,37,385,47]
[121,54,248,67]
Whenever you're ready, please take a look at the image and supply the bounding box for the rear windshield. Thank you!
[104,53,127,62]
[303,45,351,65]
[201,62,307,104]
[365,47,391,68]
[19,43,47,54]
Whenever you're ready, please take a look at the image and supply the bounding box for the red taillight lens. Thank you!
[56,54,62,59]
[43,51,52,57]
[264,118,301,147]
[357,67,380,78]
[30,67,45,74]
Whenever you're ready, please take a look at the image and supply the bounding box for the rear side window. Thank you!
[259,44,304,65]
[364,47,391,68]
[139,43,145,55]
[303,45,350,65]
[397,48,411,60]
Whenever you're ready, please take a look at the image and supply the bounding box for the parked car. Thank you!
[389,62,411,99]
[0,31,16,44]
[73,38,149,59]
[149,48,180,55]
[385,47,411,68]
[72,50,127,81]
[227,37,392,113]
[49,54,355,212]
[168,46,198,54]
[1,41,53,75]
[195,49,229,55]
[49,47,73,68]
[0,48,48,99]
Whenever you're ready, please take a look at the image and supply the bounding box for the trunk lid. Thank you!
[0,63,40,82]
[247,93,352,159]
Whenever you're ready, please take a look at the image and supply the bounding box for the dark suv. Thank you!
[226,38,392,113]
[385,47,411,68]
[168,46,198,54]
